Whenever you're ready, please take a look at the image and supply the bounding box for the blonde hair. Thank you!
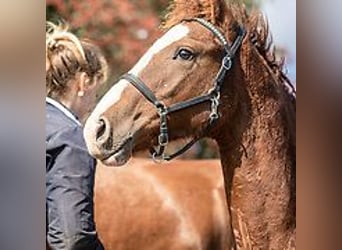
[46,21,108,98]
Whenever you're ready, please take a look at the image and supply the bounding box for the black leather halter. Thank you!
[120,18,246,161]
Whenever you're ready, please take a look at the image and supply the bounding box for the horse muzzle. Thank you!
[84,116,133,166]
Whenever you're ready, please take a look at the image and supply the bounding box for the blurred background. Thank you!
[46,0,296,159]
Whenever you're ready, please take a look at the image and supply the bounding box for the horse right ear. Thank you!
[207,0,230,26]
[163,0,231,29]
[163,0,199,29]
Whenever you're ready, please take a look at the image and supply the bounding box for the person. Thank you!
[46,21,108,250]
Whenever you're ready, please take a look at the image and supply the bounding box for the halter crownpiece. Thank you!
[120,18,246,162]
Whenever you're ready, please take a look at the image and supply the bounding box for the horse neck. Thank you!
[216,46,296,249]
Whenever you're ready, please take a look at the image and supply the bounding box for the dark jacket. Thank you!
[46,99,103,250]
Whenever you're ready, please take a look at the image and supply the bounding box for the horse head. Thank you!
[83,0,248,166]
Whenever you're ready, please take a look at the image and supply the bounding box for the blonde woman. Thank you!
[46,22,108,250]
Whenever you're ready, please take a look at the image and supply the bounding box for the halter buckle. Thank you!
[158,132,169,146]
[158,109,169,146]
[222,56,232,70]
[209,92,220,122]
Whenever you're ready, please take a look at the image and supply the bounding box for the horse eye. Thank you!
[174,48,195,61]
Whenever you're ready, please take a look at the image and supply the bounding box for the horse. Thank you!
[83,0,296,249]
[47,158,233,250]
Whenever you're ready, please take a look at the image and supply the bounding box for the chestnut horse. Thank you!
[84,0,296,249]
[47,158,233,250]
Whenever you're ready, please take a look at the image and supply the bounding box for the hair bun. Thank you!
[46,37,58,51]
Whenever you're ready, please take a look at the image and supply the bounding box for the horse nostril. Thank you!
[94,116,114,151]
[96,118,106,140]
[95,117,111,146]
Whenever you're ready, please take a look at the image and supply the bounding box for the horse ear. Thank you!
[163,0,230,29]
[163,0,200,29]
[208,0,229,25]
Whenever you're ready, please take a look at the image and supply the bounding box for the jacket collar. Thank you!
[46,97,81,126]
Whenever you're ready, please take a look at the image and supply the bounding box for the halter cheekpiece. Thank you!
[120,18,246,162]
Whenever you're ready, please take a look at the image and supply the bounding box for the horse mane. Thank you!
[245,9,296,102]
[162,0,296,103]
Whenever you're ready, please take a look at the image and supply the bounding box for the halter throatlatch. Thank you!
[120,18,246,162]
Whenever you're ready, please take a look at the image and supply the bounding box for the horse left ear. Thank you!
[208,0,228,25]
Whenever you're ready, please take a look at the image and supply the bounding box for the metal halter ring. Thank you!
[222,56,232,70]
[152,151,165,163]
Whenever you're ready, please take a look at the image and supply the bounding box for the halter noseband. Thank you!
[120,18,246,162]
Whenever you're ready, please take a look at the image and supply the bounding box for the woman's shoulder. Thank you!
[46,124,94,170]
[46,101,80,127]
[46,104,86,147]
[48,123,85,145]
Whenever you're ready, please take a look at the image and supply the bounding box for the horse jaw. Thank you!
[100,137,133,167]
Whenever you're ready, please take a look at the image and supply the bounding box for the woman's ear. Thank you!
[77,72,91,97]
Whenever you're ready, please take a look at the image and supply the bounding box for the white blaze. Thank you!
[89,24,190,119]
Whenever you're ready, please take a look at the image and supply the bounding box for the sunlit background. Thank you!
[262,0,296,84]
